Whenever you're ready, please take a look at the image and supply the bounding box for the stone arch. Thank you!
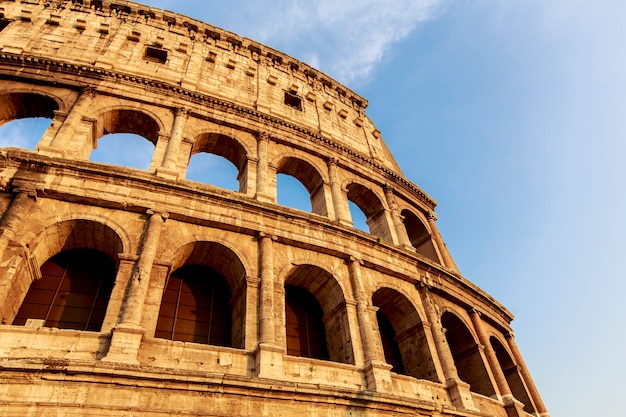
[0,91,61,126]
[490,336,535,413]
[275,156,328,216]
[95,106,162,145]
[188,132,249,192]
[345,182,393,240]
[156,240,247,348]
[283,263,354,364]
[441,311,496,397]
[6,218,125,329]
[401,209,439,262]
[372,287,438,381]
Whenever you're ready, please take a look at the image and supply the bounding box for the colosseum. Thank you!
[0,1,548,416]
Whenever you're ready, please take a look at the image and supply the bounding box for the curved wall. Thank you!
[0,1,547,417]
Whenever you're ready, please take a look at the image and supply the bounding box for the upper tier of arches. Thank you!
[0,88,448,268]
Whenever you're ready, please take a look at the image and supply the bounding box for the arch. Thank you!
[0,92,60,126]
[284,264,354,364]
[31,218,126,271]
[13,248,116,332]
[7,218,125,329]
[372,288,438,381]
[276,156,328,216]
[441,312,496,397]
[156,241,247,348]
[490,336,535,413]
[189,133,248,192]
[96,108,161,145]
[346,182,392,240]
[401,209,439,262]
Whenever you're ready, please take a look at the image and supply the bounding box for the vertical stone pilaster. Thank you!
[255,132,273,202]
[0,189,36,258]
[418,283,477,411]
[327,158,352,226]
[347,256,393,391]
[258,232,275,344]
[468,309,510,401]
[505,332,550,417]
[384,185,411,248]
[254,232,283,378]
[103,209,167,364]
[157,107,189,179]
[44,87,96,156]
[428,211,459,273]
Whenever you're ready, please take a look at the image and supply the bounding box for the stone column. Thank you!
[327,158,352,226]
[48,87,96,153]
[103,209,167,364]
[258,232,275,344]
[0,189,38,321]
[347,257,377,363]
[158,107,189,176]
[384,185,410,247]
[505,332,550,417]
[347,256,391,391]
[468,309,511,400]
[0,189,36,257]
[254,232,283,378]
[418,283,477,411]
[255,132,273,202]
[428,211,459,273]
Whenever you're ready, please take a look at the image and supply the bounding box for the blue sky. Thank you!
[2,1,624,415]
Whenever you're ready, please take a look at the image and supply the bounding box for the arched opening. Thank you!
[284,264,354,364]
[348,200,368,232]
[189,133,248,192]
[186,152,239,191]
[373,288,438,381]
[376,310,405,374]
[277,173,311,212]
[13,248,116,332]
[156,264,232,346]
[276,157,327,216]
[90,133,154,170]
[1,219,125,326]
[156,241,247,348]
[0,92,59,125]
[285,285,328,360]
[346,183,392,241]
[441,312,496,397]
[401,209,439,262]
[0,92,59,150]
[490,336,535,413]
[91,109,159,169]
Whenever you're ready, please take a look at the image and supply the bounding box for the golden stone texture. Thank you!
[0,1,548,416]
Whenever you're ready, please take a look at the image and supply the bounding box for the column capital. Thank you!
[146,209,169,221]
[257,131,271,142]
[173,106,190,117]
[256,231,277,241]
[326,156,340,166]
[428,210,438,222]
[383,183,396,195]
[468,307,482,317]
[80,86,97,98]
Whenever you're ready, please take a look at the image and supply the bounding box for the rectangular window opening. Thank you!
[284,91,302,111]
[145,46,168,64]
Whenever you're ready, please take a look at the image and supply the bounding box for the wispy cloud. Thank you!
[248,0,445,84]
[146,0,444,85]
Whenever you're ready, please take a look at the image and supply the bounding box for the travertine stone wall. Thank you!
[0,1,548,417]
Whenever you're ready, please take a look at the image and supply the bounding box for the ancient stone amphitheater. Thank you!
[0,1,548,416]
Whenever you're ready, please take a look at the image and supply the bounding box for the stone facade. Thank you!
[0,1,548,416]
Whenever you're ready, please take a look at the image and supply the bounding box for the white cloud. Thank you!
[247,0,444,84]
